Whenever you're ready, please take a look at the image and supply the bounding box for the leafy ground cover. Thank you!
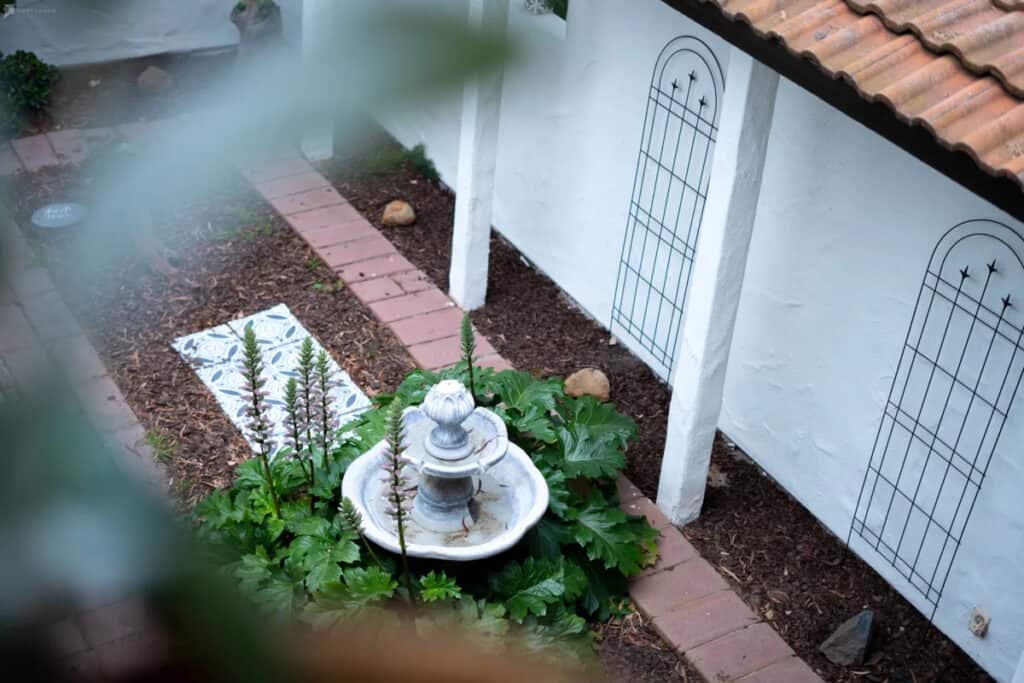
[193,343,659,667]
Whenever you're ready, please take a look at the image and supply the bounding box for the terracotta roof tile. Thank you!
[706,0,1024,188]
[845,0,1024,96]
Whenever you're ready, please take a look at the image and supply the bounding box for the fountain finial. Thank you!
[422,379,475,460]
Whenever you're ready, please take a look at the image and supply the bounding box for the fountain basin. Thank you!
[341,433,549,561]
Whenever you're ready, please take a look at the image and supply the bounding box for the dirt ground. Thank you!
[318,133,994,683]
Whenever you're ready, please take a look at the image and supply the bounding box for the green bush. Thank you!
[0,50,59,130]
[193,358,657,660]
[366,143,440,182]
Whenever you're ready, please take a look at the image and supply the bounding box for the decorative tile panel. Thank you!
[173,305,368,456]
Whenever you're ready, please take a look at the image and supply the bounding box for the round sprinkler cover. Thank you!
[31,202,87,229]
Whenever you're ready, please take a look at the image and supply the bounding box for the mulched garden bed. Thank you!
[318,131,994,683]
[6,152,692,682]
[4,160,414,505]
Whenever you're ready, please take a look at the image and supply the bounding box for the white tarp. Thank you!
[0,0,301,66]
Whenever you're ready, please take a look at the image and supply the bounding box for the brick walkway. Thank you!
[2,128,824,682]
[1,199,167,679]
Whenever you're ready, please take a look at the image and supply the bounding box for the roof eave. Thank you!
[660,0,1024,223]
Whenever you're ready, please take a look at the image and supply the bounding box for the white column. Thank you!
[656,51,779,525]
[449,0,508,310]
[299,0,334,161]
[1012,650,1024,683]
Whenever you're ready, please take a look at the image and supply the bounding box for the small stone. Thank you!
[969,608,990,638]
[707,462,729,488]
[137,66,174,93]
[608,335,619,346]
[381,200,415,227]
[820,609,875,666]
[564,368,610,402]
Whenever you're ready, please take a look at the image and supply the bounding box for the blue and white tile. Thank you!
[173,305,370,457]
[171,324,241,368]
[195,363,251,427]
[333,381,372,417]
[227,304,308,351]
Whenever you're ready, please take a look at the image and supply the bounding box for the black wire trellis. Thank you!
[850,220,1024,618]
[610,36,724,379]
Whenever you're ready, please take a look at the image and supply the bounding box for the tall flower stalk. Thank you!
[284,375,315,511]
[339,496,384,571]
[313,349,337,457]
[296,338,316,450]
[460,312,476,399]
[240,327,281,518]
[382,400,414,598]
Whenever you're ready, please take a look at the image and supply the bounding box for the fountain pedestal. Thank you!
[341,379,549,561]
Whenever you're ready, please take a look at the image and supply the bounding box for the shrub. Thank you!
[0,50,59,130]
[366,143,440,182]
[192,340,657,660]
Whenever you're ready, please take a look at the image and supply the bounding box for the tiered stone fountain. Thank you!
[341,380,549,561]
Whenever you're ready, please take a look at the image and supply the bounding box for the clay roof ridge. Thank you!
[844,0,1024,98]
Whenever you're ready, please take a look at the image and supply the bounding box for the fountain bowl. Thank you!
[341,430,549,562]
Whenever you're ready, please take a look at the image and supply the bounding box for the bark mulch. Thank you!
[318,133,994,683]
[5,162,414,505]
[597,614,695,682]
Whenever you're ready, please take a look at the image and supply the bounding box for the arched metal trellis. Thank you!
[850,220,1024,616]
[610,36,724,379]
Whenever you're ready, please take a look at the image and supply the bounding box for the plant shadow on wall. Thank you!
[192,314,659,666]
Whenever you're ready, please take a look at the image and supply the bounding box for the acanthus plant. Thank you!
[381,400,415,600]
[239,326,281,518]
[194,354,658,663]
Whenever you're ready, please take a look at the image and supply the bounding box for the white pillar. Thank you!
[1012,650,1024,683]
[449,0,508,310]
[656,52,779,525]
[299,0,333,161]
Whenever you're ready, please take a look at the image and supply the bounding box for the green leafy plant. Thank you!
[340,496,384,570]
[311,280,343,293]
[407,143,440,182]
[193,361,657,660]
[366,143,440,182]
[419,571,461,603]
[0,50,58,130]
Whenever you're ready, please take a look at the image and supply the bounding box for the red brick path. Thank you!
[1,198,167,680]
[243,155,513,374]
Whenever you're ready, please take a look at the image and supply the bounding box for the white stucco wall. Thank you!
[381,0,730,375]
[373,2,1024,678]
[0,0,303,66]
[721,78,1024,680]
